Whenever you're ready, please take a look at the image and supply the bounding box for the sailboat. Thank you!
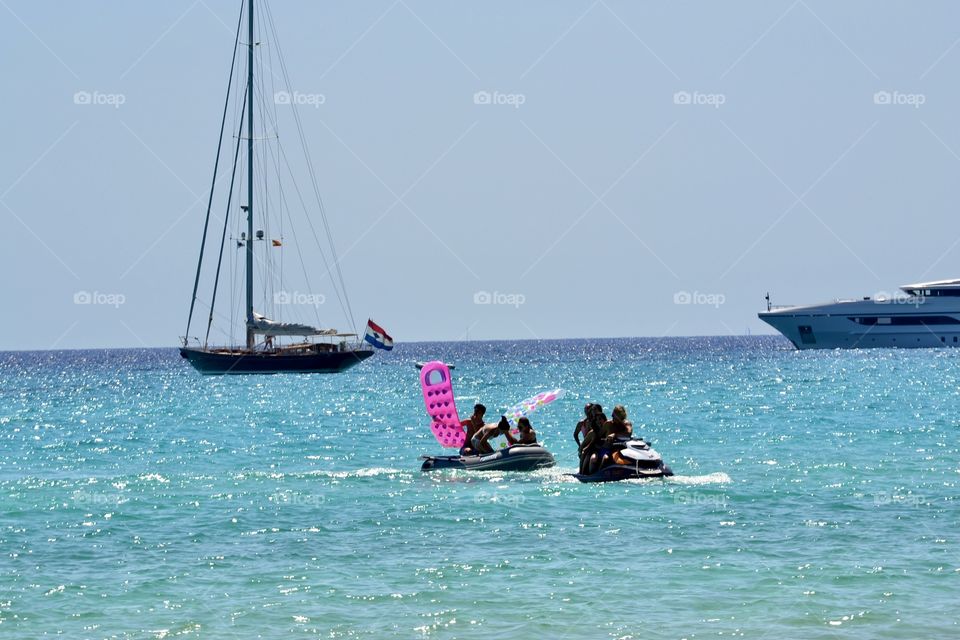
[179,0,380,374]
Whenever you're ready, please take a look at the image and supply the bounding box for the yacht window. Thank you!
[798,325,816,345]
[848,315,960,326]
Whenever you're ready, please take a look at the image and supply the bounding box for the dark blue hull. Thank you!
[180,347,374,374]
[421,446,555,472]
[572,463,674,483]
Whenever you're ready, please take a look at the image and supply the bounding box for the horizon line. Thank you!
[0,332,783,355]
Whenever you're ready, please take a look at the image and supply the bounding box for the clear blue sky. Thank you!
[3,0,960,350]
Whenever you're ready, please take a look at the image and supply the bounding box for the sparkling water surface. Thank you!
[1,337,958,638]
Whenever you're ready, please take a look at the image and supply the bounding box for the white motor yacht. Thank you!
[758,279,960,349]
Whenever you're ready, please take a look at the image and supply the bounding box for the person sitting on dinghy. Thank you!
[459,403,487,455]
[505,417,537,446]
[471,416,511,454]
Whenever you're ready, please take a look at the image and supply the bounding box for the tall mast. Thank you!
[245,0,255,349]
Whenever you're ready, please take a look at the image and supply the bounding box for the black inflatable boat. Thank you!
[421,444,556,472]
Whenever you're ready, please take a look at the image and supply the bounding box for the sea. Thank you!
[1,337,958,639]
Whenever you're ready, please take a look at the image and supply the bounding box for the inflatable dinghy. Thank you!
[421,444,555,472]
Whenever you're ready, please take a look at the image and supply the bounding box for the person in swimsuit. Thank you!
[505,417,537,446]
[579,405,607,475]
[589,405,627,470]
[579,426,597,475]
[471,416,510,454]
[601,405,633,467]
[604,405,633,441]
[573,403,594,447]
[459,403,486,455]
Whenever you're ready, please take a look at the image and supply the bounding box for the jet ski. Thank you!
[572,437,673,482]
[421,443,556,472]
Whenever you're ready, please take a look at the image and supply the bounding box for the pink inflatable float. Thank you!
[419,361,465,449]
[504,388,565,427]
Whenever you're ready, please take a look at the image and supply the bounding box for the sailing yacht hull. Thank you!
[179,347,374,374]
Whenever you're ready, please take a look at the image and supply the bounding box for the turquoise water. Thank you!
[1,337,958,638]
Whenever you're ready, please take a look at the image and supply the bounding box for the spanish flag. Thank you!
[271,239,282,247]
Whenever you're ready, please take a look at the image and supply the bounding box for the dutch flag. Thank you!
[364,319,394,351]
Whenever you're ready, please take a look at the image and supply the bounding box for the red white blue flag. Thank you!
[364,319,394,350]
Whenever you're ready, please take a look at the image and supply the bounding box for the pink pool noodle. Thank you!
[419,361,465,449]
